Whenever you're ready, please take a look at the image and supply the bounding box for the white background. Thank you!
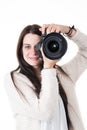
[0,0,87,130]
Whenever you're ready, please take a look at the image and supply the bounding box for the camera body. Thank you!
[35,32,68,60]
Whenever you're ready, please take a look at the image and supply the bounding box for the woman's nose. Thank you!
[31,47,37,55]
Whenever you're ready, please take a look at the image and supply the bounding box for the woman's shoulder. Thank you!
[4,71,20,81]
[4,70,27,82]
[12,70,35,89]
[4,70,26,89]
[4,72,12,82]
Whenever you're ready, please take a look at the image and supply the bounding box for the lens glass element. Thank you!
[48,40,59,52]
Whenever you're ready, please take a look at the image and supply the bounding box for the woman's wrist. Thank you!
[44,65,54,69]
[65,25,77,37]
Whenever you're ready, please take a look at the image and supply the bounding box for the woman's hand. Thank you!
[39,24,76,36]
[40,47,60,69]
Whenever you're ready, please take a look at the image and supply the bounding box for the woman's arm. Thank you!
[4,69,59,121]
[62,29,87,83]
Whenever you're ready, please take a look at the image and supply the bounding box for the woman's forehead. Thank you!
[23,33,41,44]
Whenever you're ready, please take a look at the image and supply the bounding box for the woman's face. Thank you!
[22,33,41,68]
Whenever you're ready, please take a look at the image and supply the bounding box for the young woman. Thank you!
[4,24,87,130]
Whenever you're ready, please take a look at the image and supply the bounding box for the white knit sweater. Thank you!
[4,30,87,130]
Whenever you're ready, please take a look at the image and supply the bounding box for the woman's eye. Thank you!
[25,45,30,49]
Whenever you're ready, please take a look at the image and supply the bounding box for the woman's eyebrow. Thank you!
[23,43,30,45]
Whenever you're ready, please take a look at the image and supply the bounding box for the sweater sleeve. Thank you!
[4,69,59,121]
[62,29,87,83]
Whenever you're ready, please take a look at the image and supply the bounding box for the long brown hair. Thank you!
[11,24,72,129]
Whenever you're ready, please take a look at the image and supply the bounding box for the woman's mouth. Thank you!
[29,56,39,60]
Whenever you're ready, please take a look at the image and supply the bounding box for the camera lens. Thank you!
[48,40,59,52]
[35,32,67,60]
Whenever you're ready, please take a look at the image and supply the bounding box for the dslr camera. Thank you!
[35,32,68,60]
